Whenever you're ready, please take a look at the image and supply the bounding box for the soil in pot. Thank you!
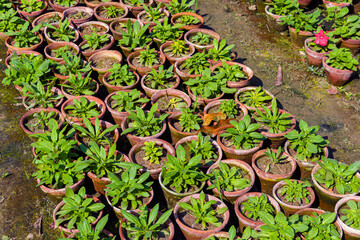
[131,56,162,69]
[155,95,187,113]
[68,11,92,19]
[133,145,168,171]
[80,24,108,36]
[81,37,112,53]
[24,111,63,134]
[177,207,226,231]
[96,5,126,19]
[92,56,119,69]
[207,104,245,121]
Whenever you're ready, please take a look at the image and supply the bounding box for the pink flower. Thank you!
[314,29,329,47]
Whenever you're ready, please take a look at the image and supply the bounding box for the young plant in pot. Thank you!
[234,86,274,112]
[54,53,91,82]
[185,29,220,52]
[105,168,153,219]
[120,0,153,17]
[272,179,315,216]
[105,89,149,126]
[44,18,79,43]
[94,3,127,23]
[151,89,191,114]
[171,12,204,31]
[206,39,235,64]
[49,0,79,12]
[137,4,169,28]
[284,119,329,180]
[335,196,360,239]
[78,21,109,39]
[89,50,123,83]
[32,11,64,31]
[121,103,169,146]
[60,72,99,99]
[174,191,230,240]
[80,33,114,60]
[151,18,183,48]
[322,47,359,86]
[217,115,266,164]
[22,82,64,110]
[159,145,208,209]
[63,7,94,27]
[207,160,254,203]
[17,0,47,22]
[0,9,26,39]
[212,61,253,89]
[333,14,360,55]
[128,45,166,76]
[161,39,195,64]
[119,203,174,240]
[54,186,105,234]
[264,0,299,32]
[45,43,79,63]
[165,0,197,14]
[312,158,360,212]
[103,64,139,93]
[175,52,210,81]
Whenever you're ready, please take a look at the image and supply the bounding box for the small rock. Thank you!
[25,233,33,240]
[328,86,338,95]
[248,5,256,11]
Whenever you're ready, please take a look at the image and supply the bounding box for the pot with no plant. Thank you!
[211,61,253,89]
[128,139,175,179]
[234,192,281,231]
[88,50,123,82]
[174,192,230,240]
[234,86,274,112]
[171,12,204,30]
[151,18,183,48]
[32,12,64,32]
[272,179,316,216]
[78,21,110,39]
[53,53,91,83]
[216,115,266,164]
[323,47,358,86]
[184,28,220,52]
[151,89,191,115]
[63,7,94,27]
[304,29,336,66]
[79,33,115,60]
[174,52,209,81]
[49,0,79,12]
[17,0,48,23]
[44,18,80,44]
[121,103,168,146]
[284,119,329,180]
[160,39,195,65]
[120,0,154,17]
[335,196,360,240]
[264,0,299,32]
[206,159,255,203]
[94,2,128,23]
[103,64,140,93]
[127,46,166,76]
[105,89,149,126]
[251,147,297,195]
[311,158,360,212]
[44,42,80,63]
[159,145,207,209]
[60,72,99,99]
[137,4,170,29]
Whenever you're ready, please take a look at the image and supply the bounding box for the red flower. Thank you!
[314,29,329,47]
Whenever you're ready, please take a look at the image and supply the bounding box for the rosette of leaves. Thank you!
[61,72,97,96]
[145,65,175,90]
[177,107,202,133]
[178,192,228,230]
[163,40,190,57]
[181,52,210,75]
[25,110,58,133]
[325,47,359,71]
[22,82,64,109]
[218,100,240,119]
[278,179,312,205]
[300,212,341,239]
[152,18,183,44]
[323,7,349,30]
[118,20,152,50]
[56,53,91,76]
[161,145,207,193]
[82,33,110,51]
[333,14,360,40]
[206,39,234,62]
[45,18,76,42]
[143,141,163,165]
[242,193,276,221]
[107,63,137,87]
[177,14,201,25]
[52,45,76,58]
[0,9,25,33]
[136,46,160,68]
[190,32,212,45]
[266,0,299,16]
[5,21,41,48]
[64,97,100,119]
[340,200,360,230]
[101,5,125,18]
[220,115,266,150]
[110,89,149,112]
[284,120,329,162]
[165,0,196,14]
[186,132,218,162]
[123,0,145,6]
[19,0,46,12]
[141,4,166,22]
[53,0,77,7]
[237,86,273,108]
[280,9,322,33]
[263,147,289,173]
[313,158,360,195]
[214,62,248,82]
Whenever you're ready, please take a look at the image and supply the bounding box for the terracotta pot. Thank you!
[168,112,201,144]
[323,0,351,8]
[159,171,206,210]
[67,229,114,238]
[304,38,329,67]
[340,37,360,55]
[5,34,44,54]
[52,195,104,235]
[78,21,110,40]
[289,27,314,49]
[264,6,287,32]
[36,175,85,199]
[61,79,100,100]
[150,89,191,114]
[323,57,355,86]
[311,163,360,212]
[298,0,312,7]
[119,0,154,17]
[211,61,253,89]
[109,18,143,41]
[160,41,196,65]
[105,90,147,126]
[102,71,140,94]
[44,42,80,63]
[184,28,221,52]
[17,0,48,23]
[53,60,89,83]
[84,0,113,9]
[174,193,230,240]
[284,140,328,180]
[175,135,223,171]
[335,196,360,240]
[206,159,255,203]
[44,23,80,44]
[216,130,264,165]
[127,49,166,76]
[5,50,43,69]
[121,112,167,146]
[187,86,225,106]
[61,95,106,124]
[272,180,316,217]
[128,139,175,180]
[88,50,122,83]
[94,2,128,24]
[200,232,241,240]
[137,8,169,29]
[48,0,79,13]
[234,86,275,112]
[32,11,64,32]
[234,192,281,231]
[174,56,202,81]
[170,12,204,31]
[63,7,94,27]
[22,87,64,110]
[141,73,180,97]
[251,149,297,195]
[79,34,115,60]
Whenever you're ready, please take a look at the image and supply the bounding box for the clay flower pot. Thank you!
[174,193,230,240]
[137,8,170,29]
[304,38,330,67]
[63,7,94,27]
[187,86,225,106]
[32,11,64,32]
[160,41,196,65]
[79,34,115,60]
[44,42,80,63]
[174,56,202,81]
[17,0,48,23]
[168,112,202,144]
[127,50,166,76]
[5,50,43,69]
[322,57,356,86]
[251,149,297,195]
[49,0,79,13]
[289,27,314,49]
[211,61,253,89]
[335,196,360,240]
[323,0,351,8]
[264,6,287,32]
[94,2,128,23]
[88,50,123,83]
[110,18,143,40]
[234,86,275,112]
[171,12,204,31]
[272,180,316,217]
[341,37,360,55]
[78,21,110,40]
[22,87,64,110]
[120,0,154,17]
[216,130,264,165]
[141,73,181,97]
[102,71,140,94]
[5,34,44,54]
[44,23,80,44]
[184,28,221,52]
[206,159,255,203]
[128,139,175,180]
[234,192,281,231]
[298,0,313,7]
[61,95,106,124]
[150,89,192,115]
[200,232,241,240]
[105,90,147,126]
[311,163,360,212]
